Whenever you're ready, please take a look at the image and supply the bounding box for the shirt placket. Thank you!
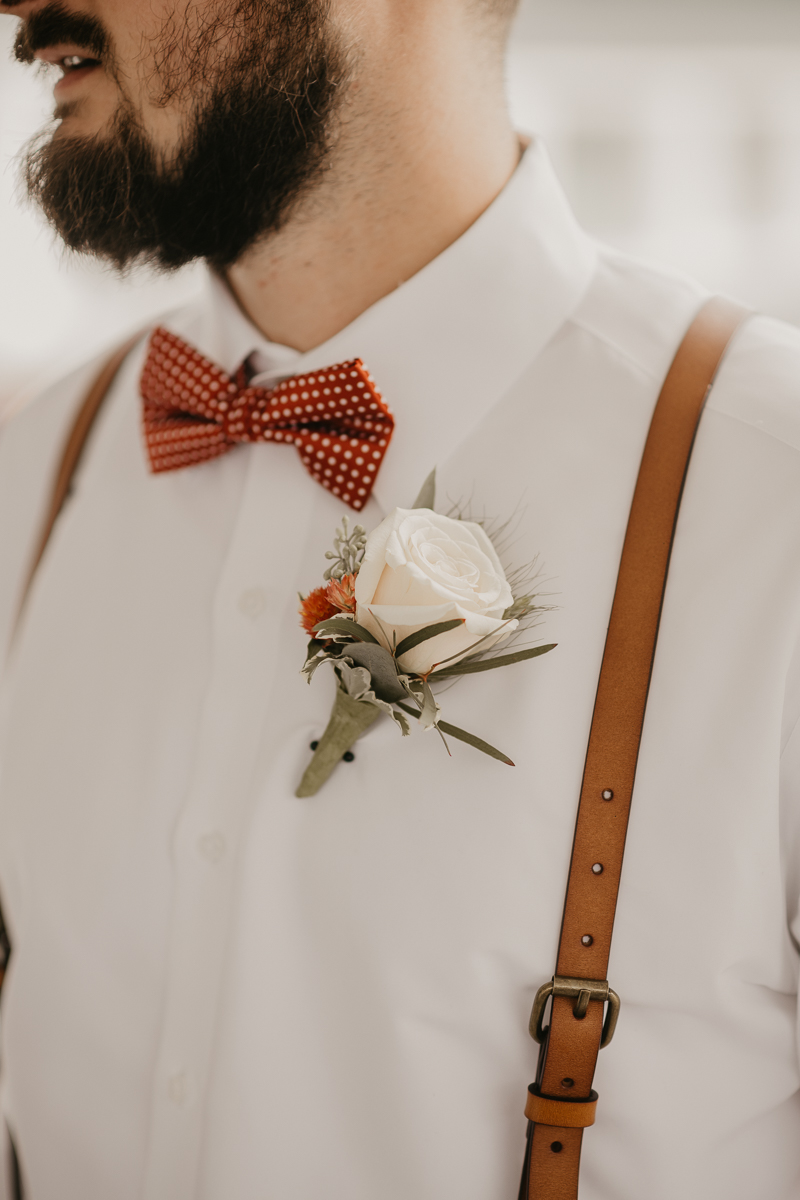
[140,446,315,1200]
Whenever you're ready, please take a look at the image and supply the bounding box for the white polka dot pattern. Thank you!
[139,327,394,511]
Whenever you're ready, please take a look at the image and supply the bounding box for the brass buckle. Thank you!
[529,976,621,1049]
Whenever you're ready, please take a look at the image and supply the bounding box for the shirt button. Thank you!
[197,832,226,863]
[167,1071,190,1107]
[238,587,268,619]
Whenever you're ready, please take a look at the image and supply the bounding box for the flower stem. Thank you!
[295,686,381,797]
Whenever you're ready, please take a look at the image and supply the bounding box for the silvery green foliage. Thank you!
[403,677,441,731]
[302,638,412,735]
[323,517,367,581]
[308,616,361,643]
[335,660,410,736]
[302,641,331,684]
[341,642,408,702]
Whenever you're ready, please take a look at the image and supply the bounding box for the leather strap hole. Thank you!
[601,789,614,800]
[592,863,604,874]
[561,1078,574,1089]
[550,1141,564,1154]
[581,934,594,946]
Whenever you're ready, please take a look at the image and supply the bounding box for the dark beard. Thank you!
[18,0,347,272]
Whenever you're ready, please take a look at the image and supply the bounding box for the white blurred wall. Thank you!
[2,1,800,412]
[508,43,800,322]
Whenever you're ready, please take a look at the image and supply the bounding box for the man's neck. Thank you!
[225,10,520,353]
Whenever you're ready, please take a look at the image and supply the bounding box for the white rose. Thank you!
[355,508,518,676]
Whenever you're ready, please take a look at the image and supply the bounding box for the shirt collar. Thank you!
[166,139,597,511]
[173,271,303,382]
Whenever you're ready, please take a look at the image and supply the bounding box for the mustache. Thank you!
[13,2,108,64]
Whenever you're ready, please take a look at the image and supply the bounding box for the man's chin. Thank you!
[53,101,81,124]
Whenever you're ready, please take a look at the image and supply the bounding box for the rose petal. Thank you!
[398,615,516,675]
[354,512,403,605]
[356,601,456,649]
[353,507,516,673]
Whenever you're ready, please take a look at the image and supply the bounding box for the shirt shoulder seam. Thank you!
[703,403,800,458]
[569,315,800,459]
[565,313,662,384]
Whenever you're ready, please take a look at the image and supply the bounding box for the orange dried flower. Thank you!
[326,573,357,614]
[299,587,339,638]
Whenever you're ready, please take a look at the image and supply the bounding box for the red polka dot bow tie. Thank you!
[139,327,394,511]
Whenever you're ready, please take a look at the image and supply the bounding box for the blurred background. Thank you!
[2,0,800,411]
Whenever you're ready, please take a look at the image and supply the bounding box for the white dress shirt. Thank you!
[1,140,800,1200]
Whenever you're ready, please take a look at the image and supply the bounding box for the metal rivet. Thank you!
[550,1141,563,1154]
[592,863,604,874]
[602,789,614,800]
[561,1078,575,1089]
[581,934,594,946]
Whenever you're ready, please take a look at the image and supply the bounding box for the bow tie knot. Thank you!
[139,327,394,511]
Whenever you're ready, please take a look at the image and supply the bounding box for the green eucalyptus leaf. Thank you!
[314,616,380,644]
[436,720,515,765]
[394,619,464,660]
[426,621,515,670]
[394,701,513,765]
[412,468,436,511]
[430,643,556,678]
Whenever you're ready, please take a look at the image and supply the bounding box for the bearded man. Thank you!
[0,1,799,1198]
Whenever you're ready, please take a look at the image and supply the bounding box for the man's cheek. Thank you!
[53,71,123,137]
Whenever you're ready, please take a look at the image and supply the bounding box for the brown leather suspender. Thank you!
[6,334,143,1200]
[15,333,143,631]
[519,296,751,1200]
[13,301,750,1200]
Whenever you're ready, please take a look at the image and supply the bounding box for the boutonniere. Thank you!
[296,472,555,796]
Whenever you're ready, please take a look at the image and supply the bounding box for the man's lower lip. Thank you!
[54,64,100,96]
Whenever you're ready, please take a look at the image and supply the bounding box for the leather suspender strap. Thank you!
[519,296,751,1200]
[15,333,144,633]
[4,332,143,1200]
